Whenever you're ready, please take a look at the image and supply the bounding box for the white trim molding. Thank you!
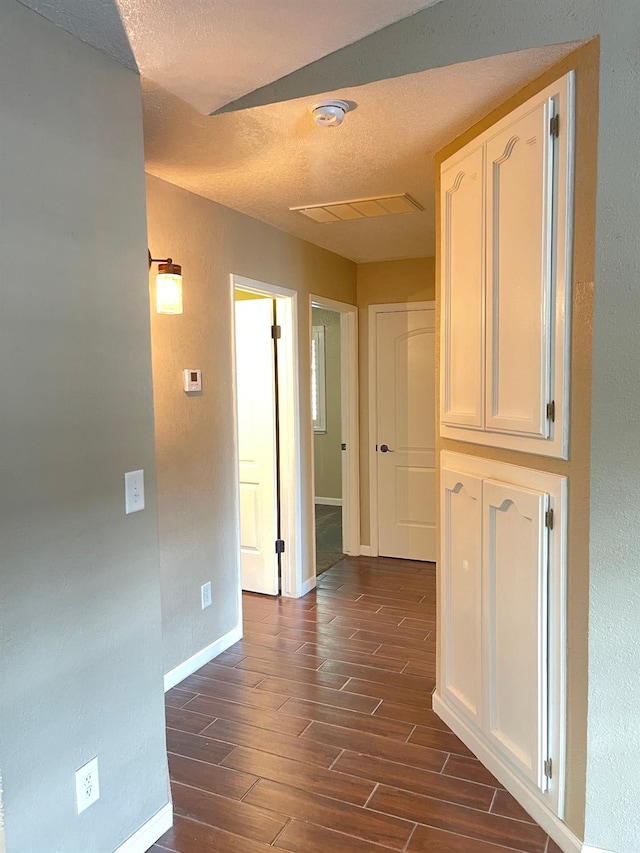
[310,294,360,559]
[163,623,242,692]
[314,496,343,506]
[300,575,317,596]
[359,545,372,557]
[113,803,173,853]
[582,847,614,853]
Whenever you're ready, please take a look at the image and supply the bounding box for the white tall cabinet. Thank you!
[436,74,574,837]
[440,73,574,459]
[436,453,567,821]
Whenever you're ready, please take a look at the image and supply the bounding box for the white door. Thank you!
[440,144,485,429]
[485,98,554,438]
[440,467,483,727]
[234,298,279,595]
[483,478,549,791]
[376,308,436,561]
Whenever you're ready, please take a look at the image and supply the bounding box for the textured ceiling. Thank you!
[118,0,445,114]
[17,0,443,115]
[143,42,580,263]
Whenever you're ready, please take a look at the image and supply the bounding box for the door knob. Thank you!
[380,444,394,453]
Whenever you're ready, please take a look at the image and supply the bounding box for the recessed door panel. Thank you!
[483,479,548,790]
[441,468,483,725]
[485,100,554,437]
[441,146,485,428]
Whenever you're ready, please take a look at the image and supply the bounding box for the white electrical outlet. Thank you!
[201,581,212,609]
[124,470,145,514]
[75,756,100,814]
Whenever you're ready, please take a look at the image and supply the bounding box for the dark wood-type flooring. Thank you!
[153,556,560,853]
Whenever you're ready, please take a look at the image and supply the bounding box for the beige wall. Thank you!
[146,175,356,674]
[435,43,598,837]
[357,258,436,544]
[312,308,342,501]
[0,1,169,849]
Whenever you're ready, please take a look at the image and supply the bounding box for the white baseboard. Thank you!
[433,693,583,853]
[114,802,172,853]
[300,576,316,595]
[359,545,372,556]
[315,496,343,506]
[163,622,242,692]
[582,847,614,853]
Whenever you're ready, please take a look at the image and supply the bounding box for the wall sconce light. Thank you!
[148,249,183,314]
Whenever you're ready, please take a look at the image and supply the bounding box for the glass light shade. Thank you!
[156,266,183,314]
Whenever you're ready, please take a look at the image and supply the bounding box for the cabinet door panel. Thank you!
[441,468,483,726]
[485,100,553,437]
[440,146,485,428]
[483,479,549,791]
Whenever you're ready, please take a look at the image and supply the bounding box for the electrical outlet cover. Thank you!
[75,756,100,813]
[201,581,212,609]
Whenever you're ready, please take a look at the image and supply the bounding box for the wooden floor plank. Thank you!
[168,753,257,799]
[368,785,548,852]
[244,779,416,850]
[183,693,311,737]
[171,783,287,844]
[202,717,342,768]
[220,745,375,805]
[301,720,448,772]
[156,555,556,853]
[277,696,414,741]
[334,751,495,811]
[274,819,401,853]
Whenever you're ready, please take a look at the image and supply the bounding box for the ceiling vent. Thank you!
[290,194,424,223]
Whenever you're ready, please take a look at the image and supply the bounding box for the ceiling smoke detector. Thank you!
[311,99,353,127]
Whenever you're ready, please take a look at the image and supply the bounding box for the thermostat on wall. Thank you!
[183,369,202,392]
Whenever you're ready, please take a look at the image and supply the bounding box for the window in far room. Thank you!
[311,325,326,432]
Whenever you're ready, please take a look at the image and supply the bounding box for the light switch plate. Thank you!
[124,470,145,514]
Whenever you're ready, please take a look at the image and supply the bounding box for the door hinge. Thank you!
[275,539,285,554]
[550,114,560,138]
[271,324,282,339]
[341,443,347,451]
[546,400,556,422]
[545,509,554,530]
[544,758,553,779]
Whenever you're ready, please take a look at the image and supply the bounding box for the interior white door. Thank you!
[441,467,483,726]
[440,144,485,428]
[485,98,554,438]
[376,308,435,561]
[483,478,549,791]
[235,298,279,595]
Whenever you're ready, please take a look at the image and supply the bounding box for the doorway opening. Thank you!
[310,295,360,576]
[231,274,302,598]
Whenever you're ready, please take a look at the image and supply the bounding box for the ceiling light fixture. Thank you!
[148,249,183,315]
[311,99,354,128]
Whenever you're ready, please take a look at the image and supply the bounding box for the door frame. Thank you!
[230,273,302,598]
[368,301,435,557]
[309,295,360,562]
